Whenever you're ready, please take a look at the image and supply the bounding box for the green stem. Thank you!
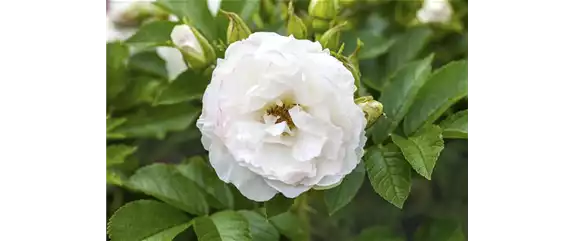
[294,193,311,241]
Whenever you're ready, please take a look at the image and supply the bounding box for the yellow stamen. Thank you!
[266,103,297,129]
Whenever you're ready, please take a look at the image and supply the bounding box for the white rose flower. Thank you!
[197,32,367,201]
[107,0,157,26]
[106,17,138,42]
[416,0,453,24]
[106,0,187,80]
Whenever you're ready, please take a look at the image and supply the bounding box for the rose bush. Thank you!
[106,0,467,241]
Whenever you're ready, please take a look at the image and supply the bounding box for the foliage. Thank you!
[107,0,468,240]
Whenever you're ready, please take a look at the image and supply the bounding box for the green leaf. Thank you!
[128,163,209,215]
[107,116,127,132]
[154,68,210,105]
[177,157,234,210]
[341,14,391,57]
[112,76,165,110]
[156,0,217,40]
[372,55,434,144]
[193,211,252,241]
[358,33,396,60]
[192,216,221,241]
[221,0,261,21]
[129,50,169,79]
[402,60,468,135]
[414,219,465,241]
[384,27,432,79]
[109,154,141,174]
[440,110,468,139]
[126,20,177,47]
[391,125,444,180]
[107,200,193,241]
[324,163,365,215]
[365,144,412,209]
[107,169,127,186]
[264,194,294,219]
[192,216,222,241]
[107,145,138,167]
[107,42,130,100]
[354,226,405,241]
[113,103,199,139]
[269,211,308,241]
[357,59,384,91]
[238,210,280,241]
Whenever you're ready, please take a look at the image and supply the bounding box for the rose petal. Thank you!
[207,0,222,17]
[265,121,288,136]
[208,142,277,201]
[265,179,312,198]
[251,144,315,184]
[292,132,325,162]
[155,47,187,81]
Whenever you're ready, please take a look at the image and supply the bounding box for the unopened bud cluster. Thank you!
[223,11,252,44]
[308,0,339,32]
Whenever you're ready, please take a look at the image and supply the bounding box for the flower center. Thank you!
[266,102,297,129]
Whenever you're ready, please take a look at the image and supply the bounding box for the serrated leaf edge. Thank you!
[392,126,444,180]
[128,163,210,215]
[107,200,192,241]
[366,147,412,209]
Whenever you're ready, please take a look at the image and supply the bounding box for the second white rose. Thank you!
[416,0,453,24]
[197,32,367,201]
